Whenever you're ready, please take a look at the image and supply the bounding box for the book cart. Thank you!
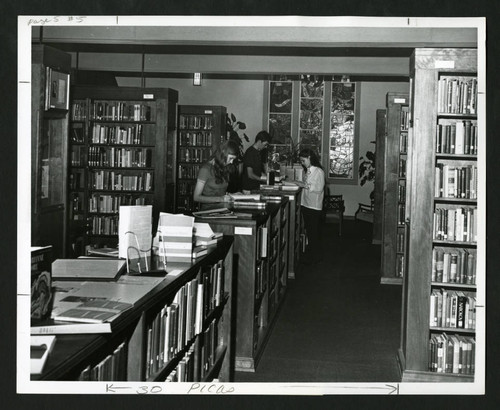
[68,86,178,255]
[399,48,479,382]
[32,237,235,382]
[175,105,227,213]
[380,93,409,285]
[196,198,289,372]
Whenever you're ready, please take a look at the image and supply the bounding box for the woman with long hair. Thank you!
[193,139,239,206]
[295,148,325,264]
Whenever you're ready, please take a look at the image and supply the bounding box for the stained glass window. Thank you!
[329,82,356,179]
[299,75,324,156]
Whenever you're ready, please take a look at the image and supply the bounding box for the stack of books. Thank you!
[192,222,224,258]
[230,193,266,209]
[157,212,195,263]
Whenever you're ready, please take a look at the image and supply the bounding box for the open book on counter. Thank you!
[40,275,165,331]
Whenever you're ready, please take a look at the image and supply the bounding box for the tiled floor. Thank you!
[234,221,402,382]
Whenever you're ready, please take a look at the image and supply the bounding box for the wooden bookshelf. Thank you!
[380,93,409,285]
[258,188,302,279]
[195,199,289,372]
[373,109,386,246]
[31,45,72,259]
[175,105,227,213]
[32,237,234,382]
[68,86,178,255]
[399,48,478,382]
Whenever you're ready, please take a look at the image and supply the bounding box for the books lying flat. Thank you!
[157,212,194,263]
[232,201,267,209]
[192,245,208,258]
[87,247,119,257]
[229,193,261,201]
[193,208,238,219]
[31,320,112,335]
[280,184,300,191]
[30,335,56,374]
[52,259,126,281]
[53,299,133,324]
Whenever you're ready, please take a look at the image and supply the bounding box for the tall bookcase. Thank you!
[399,49,479,382]
[175,105,227,213]
[31,45,71,259]
[373,109,386,246]
[381,93,409,285]
[68,86,178,255]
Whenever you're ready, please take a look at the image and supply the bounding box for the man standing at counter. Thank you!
[241,130,271,192]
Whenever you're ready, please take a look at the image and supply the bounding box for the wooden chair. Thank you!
[354,199,375,224]
[323,190,345,236]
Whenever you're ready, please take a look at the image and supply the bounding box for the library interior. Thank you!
[25,21,484,389]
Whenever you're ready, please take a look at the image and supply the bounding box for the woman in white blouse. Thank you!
[295,148,325,265]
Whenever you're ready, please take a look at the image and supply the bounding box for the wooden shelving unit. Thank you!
[381,93,409,285]
[195,199,289,372]
[259,188,302,279]
[373,108,386,246]
[33,237,235,382]
[399,48,478,382]
[175,105,227,213]
[31,45,72,259]
[68,86,178,255]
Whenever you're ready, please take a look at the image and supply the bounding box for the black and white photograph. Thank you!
[5,2,498,409]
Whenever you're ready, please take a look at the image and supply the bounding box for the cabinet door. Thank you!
[33,116,68,258]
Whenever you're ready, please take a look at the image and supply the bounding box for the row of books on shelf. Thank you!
[179,147,213,163]
[177,181,195,196]
[90,123,148,145]
[89,170,153,192]
[397,204,406,225]
[176,196,196,212]
[428,333,475,375]
[434,164,477,199]
[399,158,407,178]
[77,341,127,381]
[398,183,406,202]
[436,120,478,155]
[90,215,119,235]
[179,115,214,130]
[429,289,476,329]
[89,101,152,122]
[71,145,86,166]
[437,76,477,115]
[72,101,88,121]
[71,124,85,143]
[255,260,268,300]
[69,170,84,190]
[88,194,147,214]
[178,164,202,179]
[87,146,153,168]
[399,132,408,153]
[70,193,84,217]
[396,230,406,253]
[164,321,218,382]
[396,254,405,278]
[144,266,224,379]
[431,247,476,284]
[433,206,477,243]
[178,131,216,147]
[400,109,409,131]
